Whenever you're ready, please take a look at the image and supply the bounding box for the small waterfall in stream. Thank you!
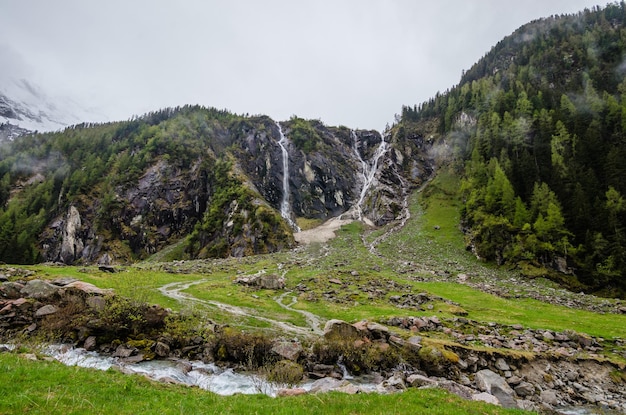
[352,130,388,222]
[275,121,300,232]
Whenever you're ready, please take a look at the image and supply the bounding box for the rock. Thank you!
[122,354,145,364]
[539,390,558,405]
[50,277,78,286]
[336,383,360,394]
[506,375,522,385]
[155,341,171,357]
[20,280,58,299]
[271,341,303,361]
[98,265,117,273]
[438,380,475,400]
[0,274,7,282]
[309,377,345,394]
[234,272,285,290]
[324,319,360,339]
[113,344,135,358]
[64,281,111,295]
[328,278,342,285]
[514,381,535,397]
[494,358,510,371]
[365,322,389,340]
[277,388,307,397]
[59,206,84,264]
[0,282,25,299]
[35,304,58,317]
[492,385,518,409]
[475,369,515,396]
[472,392,500,405]
[144,305,169,327]
[86,296,106,312]
[376,374,406,393]
[407,374,437,388]
[84,336,97,351]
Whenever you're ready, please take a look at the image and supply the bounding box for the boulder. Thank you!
[475,369,515,396]
[64,281,111,296]
[324,319,360,339]
[376,374,406,393]
[271,341,303,361]
[155,341,171,357]
[514,381,535,397]
[84,336,97,351]
[365,322,390,340]
[234,272,285,290]
[20,280,58,299]
[309,377,345,394]
[86,296,106,312]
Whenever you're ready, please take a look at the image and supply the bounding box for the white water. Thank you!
[275,122,300,231]
[352,130,388,222]
[43,345,275,395]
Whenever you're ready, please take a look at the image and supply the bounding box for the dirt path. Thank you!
[275,291,324,335]
[159,280,319,337]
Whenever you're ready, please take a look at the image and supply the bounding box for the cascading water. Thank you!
[275,122,300,231]
[352,130,388,222]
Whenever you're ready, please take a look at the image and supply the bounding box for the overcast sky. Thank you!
[0,0,605,131]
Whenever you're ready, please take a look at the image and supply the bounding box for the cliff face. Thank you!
[0,107,434,265]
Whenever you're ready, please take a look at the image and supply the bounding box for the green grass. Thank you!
[0,353,531,415]
[418,282,626,339]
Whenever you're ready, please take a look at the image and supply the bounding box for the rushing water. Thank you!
[275,121,300,231]
[351,130,388,222]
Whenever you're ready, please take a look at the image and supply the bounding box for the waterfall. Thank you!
[352,130,388,221]
[275,121,300,231]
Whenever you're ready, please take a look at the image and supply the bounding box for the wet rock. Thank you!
[309,377,345,394]
[376,374,406,393]
[155,341,171,357]
[113,344,135,358]
[84,336,97,351]
[20,280,58,299]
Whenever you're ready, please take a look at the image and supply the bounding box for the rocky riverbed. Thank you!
[1,273,625,414]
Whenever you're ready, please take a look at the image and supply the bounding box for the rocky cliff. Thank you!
[0,106,435,265]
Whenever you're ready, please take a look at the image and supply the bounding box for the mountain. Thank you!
[0,106,433,265]
[397,3,626,295]
[2,3,626,298]
[0,75,107,139]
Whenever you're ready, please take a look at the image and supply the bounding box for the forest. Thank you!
[401,3,626,295]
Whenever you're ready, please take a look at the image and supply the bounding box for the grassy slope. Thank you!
[9,167,626,414]
[0,353,528,415]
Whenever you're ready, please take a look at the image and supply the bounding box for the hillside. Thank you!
[398,3,626,297]
[0,106,432,265]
